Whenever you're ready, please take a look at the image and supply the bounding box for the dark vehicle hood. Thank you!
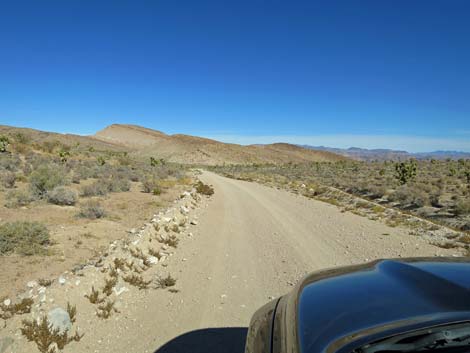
[295,258,470,353]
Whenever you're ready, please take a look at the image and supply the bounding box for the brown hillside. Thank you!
[0,125,126,152]
[94,124,345,164]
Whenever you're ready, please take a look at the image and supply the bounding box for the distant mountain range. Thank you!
[301,145,470,161]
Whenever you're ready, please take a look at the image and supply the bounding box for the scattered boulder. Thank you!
[47,307,72,334]
[0,336,15,353]
[27,281,38,288]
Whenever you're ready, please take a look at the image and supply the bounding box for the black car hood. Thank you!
[296,258,470,353]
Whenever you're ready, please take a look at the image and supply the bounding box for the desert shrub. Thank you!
[195,181,214,195]
[5,189,36,208]
[0,221,50,255]
[103,177,131,193]
[0,153,21,172]
[1,172,16,188]
[142,177,161,195]
[80,180,108,197]
[29,164,68,197]
[455,199,470,216]
[77,200,106,219]
[47,186,78,206]
[389,185,428,208]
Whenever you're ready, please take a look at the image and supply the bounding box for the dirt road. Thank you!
[3,172,457,353]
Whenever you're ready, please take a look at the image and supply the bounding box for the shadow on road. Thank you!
[154,327,248,353]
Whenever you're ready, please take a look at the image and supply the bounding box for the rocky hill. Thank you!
[95,124,345,164]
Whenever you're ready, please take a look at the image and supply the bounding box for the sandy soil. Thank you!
[0,181,184,299]
[0,172,459,353]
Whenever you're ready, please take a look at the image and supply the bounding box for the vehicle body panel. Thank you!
[245,258,470,353]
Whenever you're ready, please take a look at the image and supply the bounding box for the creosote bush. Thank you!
[29,164,68,197]
[5,189,35,208]
[77,200,106,219]
[47,186,78,206]
[0,221,50,255]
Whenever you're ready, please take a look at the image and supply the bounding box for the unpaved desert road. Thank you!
[60,171,453,353]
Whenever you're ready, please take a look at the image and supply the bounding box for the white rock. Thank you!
[3,298,11,307]
[128,228,137,234]
[190,220,198,225]
[162,217,172,223]
[147,256,159,265]
[47,308,71,334]
[38,287,46,294]
[75,280,81,286]
[58,277,66,285]
[39,294,46,303]
[27,281,38,288]
[113,285,129,296]
[180,206,189,215]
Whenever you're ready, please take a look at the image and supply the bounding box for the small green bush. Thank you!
[77,201,106,219]
[195,181,214,196]
[29,164,68,197]
[47,186,78,206]
[0,221,50,255]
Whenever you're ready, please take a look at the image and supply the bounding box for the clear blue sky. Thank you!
[1,0,469,152]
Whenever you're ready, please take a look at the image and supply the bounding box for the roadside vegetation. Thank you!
[210,159,470,233]
[0,130,193,301]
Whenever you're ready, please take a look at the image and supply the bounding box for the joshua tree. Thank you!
[394,160,417,185]
[59,150,70,163]
[0,136,9,153]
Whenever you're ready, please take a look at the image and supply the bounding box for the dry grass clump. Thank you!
[113,257,127,271]
[21,314,83,353]
[96,299,119,319]
[160,234,179,248]
[0,221,50,255]
[84,286,104,304]
[195,181,214,196]
[38,278,54,287]
[123,274,151,290]
[148,247,162,259]
[66,302,77,323]
[155,274,176,289]
[102,276,118,297]
[0,298,34,319]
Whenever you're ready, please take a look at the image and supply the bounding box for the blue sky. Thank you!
[1,1,469,152]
